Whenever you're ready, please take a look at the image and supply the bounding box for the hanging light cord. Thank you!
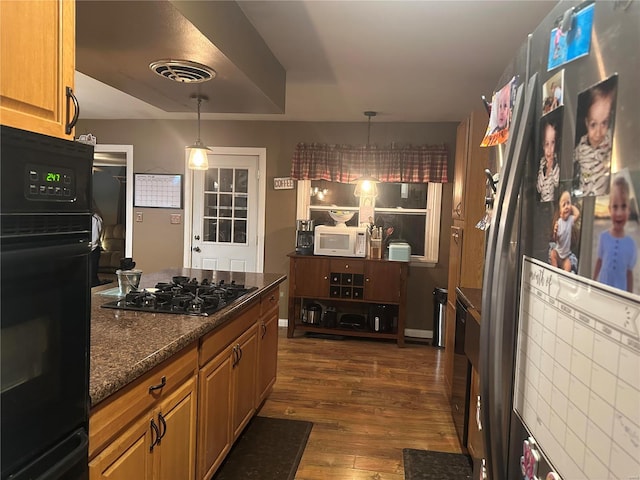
[196,96,202,144]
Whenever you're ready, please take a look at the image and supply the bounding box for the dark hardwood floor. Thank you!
[258,328,462,479]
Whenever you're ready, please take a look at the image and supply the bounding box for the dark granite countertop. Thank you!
[455,287,482,316]
[90,268,285,407]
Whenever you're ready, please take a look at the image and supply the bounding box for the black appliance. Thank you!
[452,296,471,450]
[368,304,395,333]
[101,276,257,316]
[321,306,337,328]
[295,219,314,255]
[1,126,93,480]
[338,313,367,330]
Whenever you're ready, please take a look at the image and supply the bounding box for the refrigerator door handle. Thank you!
[480,72,538,480]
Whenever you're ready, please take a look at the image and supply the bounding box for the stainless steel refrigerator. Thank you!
[480,1,639,479]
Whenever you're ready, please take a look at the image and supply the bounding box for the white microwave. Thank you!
[314,225,368,257]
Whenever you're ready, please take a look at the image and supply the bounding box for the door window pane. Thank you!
[234,195,248,218]
[218,219,232,243]
[220,169,233,192]
[205,168,219,191]
[204,219,217,242]
[235,169,248,193]
[204,193,218,217]
[233,220,247,243]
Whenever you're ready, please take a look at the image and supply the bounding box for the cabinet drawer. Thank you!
[200,303,259,366]
[89,343,198,459]
[259,286,279,316]
[329,259,364,274]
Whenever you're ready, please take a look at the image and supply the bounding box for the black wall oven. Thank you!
[1,126,93,480]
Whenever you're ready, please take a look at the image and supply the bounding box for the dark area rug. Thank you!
[403,449,472,480]
[213,416,313,480]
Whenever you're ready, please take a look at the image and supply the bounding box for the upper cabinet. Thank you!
[0,0,78,139]
[452,109,489,223]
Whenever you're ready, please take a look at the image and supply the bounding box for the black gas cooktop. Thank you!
[101,276,257,316]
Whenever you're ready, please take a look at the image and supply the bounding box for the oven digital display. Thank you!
[45,172,62,183]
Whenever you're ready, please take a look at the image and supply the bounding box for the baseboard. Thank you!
[278,319,432,341]
[404,328,432,340]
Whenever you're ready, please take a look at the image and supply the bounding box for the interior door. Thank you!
[191,153,259,272]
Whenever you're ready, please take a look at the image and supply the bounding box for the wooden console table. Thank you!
[287,253,408,347]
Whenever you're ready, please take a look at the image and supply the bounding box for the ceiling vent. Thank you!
[149,60,217,83]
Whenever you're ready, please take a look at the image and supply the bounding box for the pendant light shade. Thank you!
[187,95,211,170]
[353,111,379,197]
[353,176,378,197]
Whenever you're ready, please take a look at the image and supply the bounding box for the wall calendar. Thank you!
[134,173,183,209]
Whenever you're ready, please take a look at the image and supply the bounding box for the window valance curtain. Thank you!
[290,143,449,183]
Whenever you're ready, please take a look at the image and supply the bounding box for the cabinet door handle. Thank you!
[232,345,238,367]
[65,86,80,135]
[150,418,160,451]
[149,375,166,392]
[476,395,482,431]
[237,344,243,363]
[454,202,462,217]
[261,322,267,339]
[158,412,167,442]
[269,294,276,304]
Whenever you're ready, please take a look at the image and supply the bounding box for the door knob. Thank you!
[192,246,201,252]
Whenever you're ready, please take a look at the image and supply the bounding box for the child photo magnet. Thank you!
[547,2,594,71]
[481,76,518,147]
[591,168,640,295]
[573,75,618,198]
[536,107,563,203]
[548,182,582,274]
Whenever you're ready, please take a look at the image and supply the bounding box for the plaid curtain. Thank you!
[290,143,448,183]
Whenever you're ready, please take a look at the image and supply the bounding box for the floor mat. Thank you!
[403,449,472,480]
[213,416,313,480]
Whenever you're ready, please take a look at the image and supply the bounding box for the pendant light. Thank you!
[186,94,211,170]
[353,111,379,197]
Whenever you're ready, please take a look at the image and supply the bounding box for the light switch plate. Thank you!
[170,213,182,224]
[135,212,143,222]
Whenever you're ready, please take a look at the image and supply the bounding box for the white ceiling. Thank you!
[76,0,555,123]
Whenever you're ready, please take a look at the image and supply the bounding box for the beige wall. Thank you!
[78,119,457,334]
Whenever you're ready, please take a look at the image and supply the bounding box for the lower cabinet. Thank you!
[90,290,281,480]
[197,303,260,480]
[256,287,279,407]
[89,347,198,480]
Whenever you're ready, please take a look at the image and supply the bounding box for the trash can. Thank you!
[432,288,447,347]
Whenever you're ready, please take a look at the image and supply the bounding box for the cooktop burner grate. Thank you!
[101,276,257,316]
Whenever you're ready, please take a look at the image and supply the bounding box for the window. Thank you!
[297,180,441,265]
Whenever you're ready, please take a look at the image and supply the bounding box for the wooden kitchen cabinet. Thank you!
[88,346,198,480]
[289,256,330,298]
[256,286,279,407]
[444,108,488,400]
[287,254,408,346]
[0,0,79,139]
[452,117,470,220]
[231,324,258,439]
[197,303,260,480]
